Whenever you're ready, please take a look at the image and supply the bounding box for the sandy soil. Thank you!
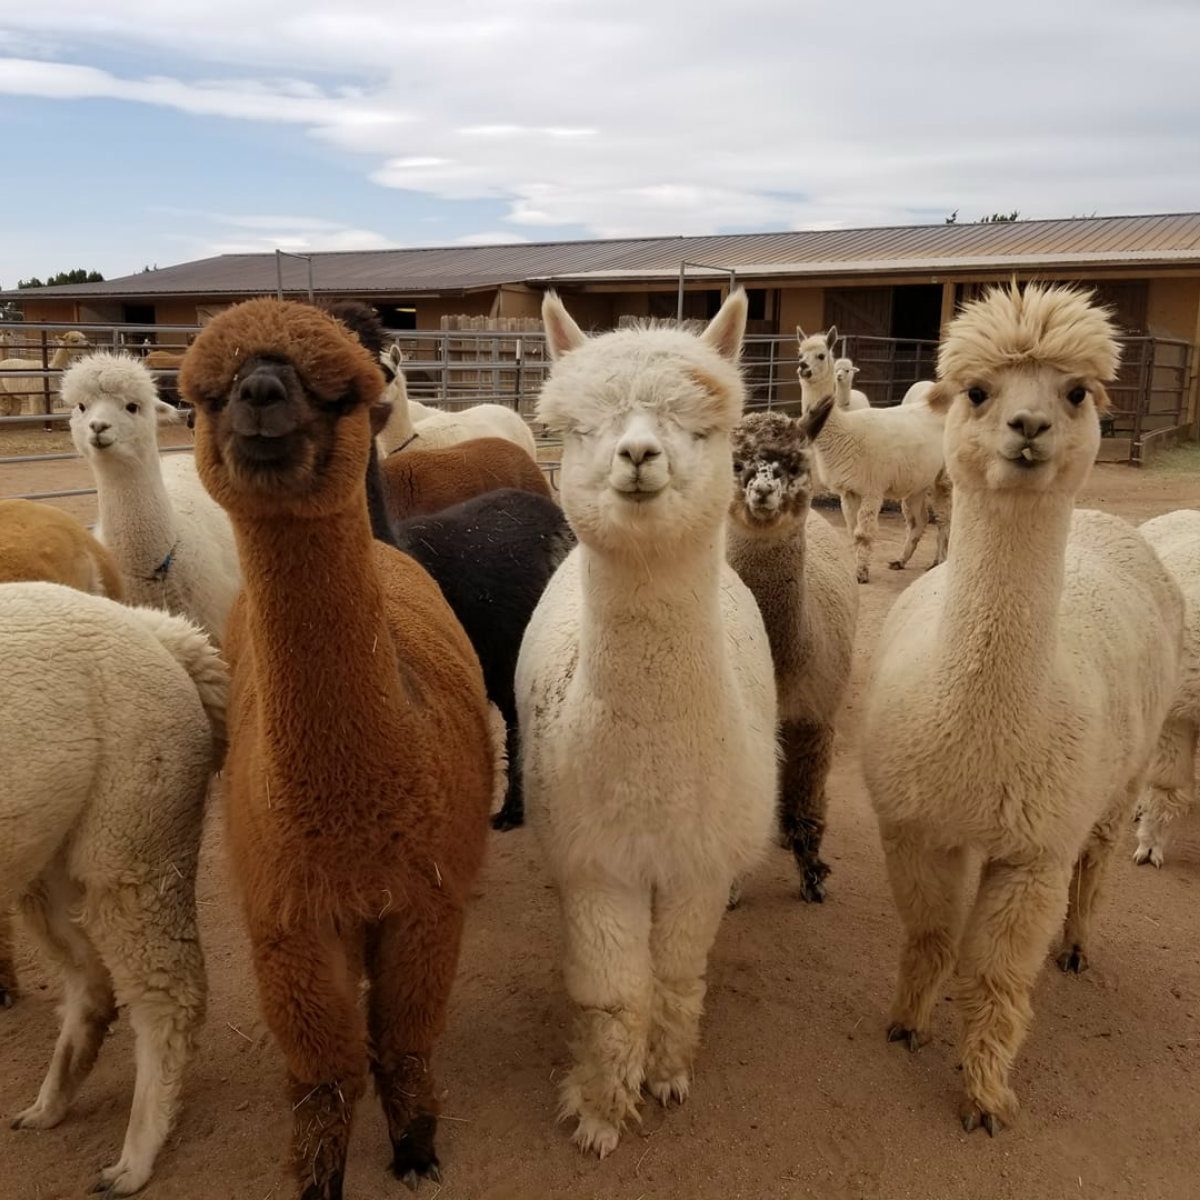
[2,454,1199,1200]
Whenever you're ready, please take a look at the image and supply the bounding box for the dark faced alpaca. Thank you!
[322,300,388,363]
[730,411,814,529]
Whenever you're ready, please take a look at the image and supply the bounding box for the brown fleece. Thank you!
[0,499,125,599]
[182,298,494,1198]
[380,435,550,520]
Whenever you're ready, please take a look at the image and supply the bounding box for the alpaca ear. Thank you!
[825,325,839,350]
[799,394,835,443]
[925,382,954,413]
[796,325,807,343]
[702,289,747,361]
[542,292,587,360]
[155,399,182,424]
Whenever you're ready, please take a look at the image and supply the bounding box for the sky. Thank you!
[1,0,1199,287]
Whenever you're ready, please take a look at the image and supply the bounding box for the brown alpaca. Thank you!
[180,299,497,1198]
[379,435,550,520]
[0,499,125,599]
[0,499,126,1007]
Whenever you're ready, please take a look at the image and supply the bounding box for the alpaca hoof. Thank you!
[726,880,742,910]
[1132,844,1163,868]
[12,1099,67,1131]
[647,1072,690,1108]
[887,559,905,571]
[570,1113,621,1159]
[91,1158,154,1197]
[390,1115,440,1191]
[959,1099,1004,1137]
[300,1173,346,1200]
[798,859,831,904]
[0,986,13,1010]
[1056,944,1089,974]
[886,1024,924,1053]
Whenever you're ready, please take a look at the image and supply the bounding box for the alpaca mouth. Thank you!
[615,481,666,503]
[89,435,114,450]
[1005,446,1048,469]
[798,366,812,379]
[231,431,299,468]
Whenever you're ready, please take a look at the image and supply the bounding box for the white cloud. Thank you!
[2,0,1199,241]
[456,231,532,246]
[148,209,399,257]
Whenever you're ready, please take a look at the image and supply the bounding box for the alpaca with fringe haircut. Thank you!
[517,290,777,1158]
[181,299,500,1198]
[862,283,1182,1136]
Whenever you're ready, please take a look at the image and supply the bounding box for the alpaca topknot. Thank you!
[61,350,160,406]
[938,283,1120,387]
[179,298,385,412]
[733,411,807,463]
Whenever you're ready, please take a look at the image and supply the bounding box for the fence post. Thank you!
[40,330,51,427]
[513,338,523,414]
[1130,339,1150,463]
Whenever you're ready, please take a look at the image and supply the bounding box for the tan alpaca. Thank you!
[862,284,1183,1135]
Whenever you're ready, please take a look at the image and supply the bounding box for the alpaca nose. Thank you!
[89,420,110,434]
[617,434,662,467]
[1008,411,1052,440]
[237,368,288,408]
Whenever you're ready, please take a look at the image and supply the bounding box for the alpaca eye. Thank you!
[126,403,139,414]
[817,353,825,361]
[967,386,988,406]
[77,403,85,413]
[692,430,708,442]
[732,461,743,473]
[1067,386,1087,406]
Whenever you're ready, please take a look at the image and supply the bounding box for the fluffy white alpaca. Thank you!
[376,343,537,457]
[797,327,868,412]
[832,357,870,410]
[805,390,948,582]
[516,290,777,1157]
[901,380,937,407]
[64,352,240,644]
[1133,508,1200,868]
[1,582,225,1195]
[862,284,1182,1136]
[726,408,858,901]
[0,330,90,417]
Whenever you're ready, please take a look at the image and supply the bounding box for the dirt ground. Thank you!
[2,445,1199,1200]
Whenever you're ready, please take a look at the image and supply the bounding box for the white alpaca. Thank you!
[797,327,868,412]
[862,284,1182,1136]
[63,353,240,644]
[805,391,948,583]
[376,343,537,457]
[832,357,870,410]
[0,330,90,417]
[901,380,937,407]
[726,409,858,901]
[1,582,225,1195]
[516,290,777,1158]
[1133,508,1200,868]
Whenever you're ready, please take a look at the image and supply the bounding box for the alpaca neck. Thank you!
[936,486,1071,720]
[377,382,417,455]
[49,347,72,371]
[810,400,859,468]
[799,374,832,414]
[577,532,728,710]
[364,444,399,545]
[232,496,406,755]
[93,448,178,579]
[726,511,808,682]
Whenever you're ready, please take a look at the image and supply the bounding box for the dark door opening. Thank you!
[890,285,942,341]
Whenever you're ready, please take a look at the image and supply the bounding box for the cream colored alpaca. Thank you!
[863,284,1182,1136]
[516,290,777,1158]
[796,327,868,412]
[1133,508,1200,868]
[376,344,537,457]
[0,330,89,417]
[726,409,857,901]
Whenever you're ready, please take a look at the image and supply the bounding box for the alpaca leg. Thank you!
[558,880,652,1158]
[889,492,930,571]
[12,875,116,1131]
[840,492,861,544]
[853,496,882,584]
[929,471,953,567]
[81,883,207,1196]
[252,925,366,1200]
[1057,801,1126,974]
[366,904,465,1187]
[644,878,729,1106]
[779,720,835,902]
[491,722,524,831]
[1134,718,1197,868]
[880,825,969,1049]
[956,857,1072,1133]
[0,911,17,1007]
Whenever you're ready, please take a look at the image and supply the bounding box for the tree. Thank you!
[978,211,1020,223]
[17,268,105,289]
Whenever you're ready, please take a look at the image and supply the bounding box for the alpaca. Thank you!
[378,343,537,457]
[0,501,127,1008]
[832,357,871,410]
[862,284,1182,1136]
[0,330,90,417]
[901,380,937,407]
[1,582,225,1195]
[1133,508,1200,868]
[64,352,240,644]
[726,409,858,901]
[180,298,499,1197]
[796,327,868,412]
[516,290,777,1157]
[0,499,125,599]
[804,390,949,582]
